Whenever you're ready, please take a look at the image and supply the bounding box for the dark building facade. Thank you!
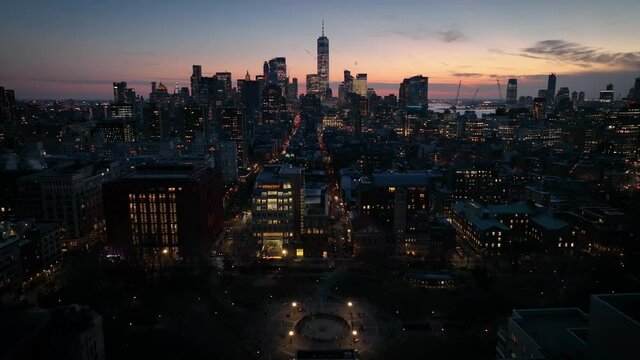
[0,86,16,126]
[220,106,247,170]
[506,79,518,105]
[261,84,287,125]
[399,75,429,109]
[103,165,223,265]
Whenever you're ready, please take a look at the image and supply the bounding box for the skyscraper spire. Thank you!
[322,18,324,36]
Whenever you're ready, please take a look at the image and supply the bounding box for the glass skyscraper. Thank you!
[317,20,329,98]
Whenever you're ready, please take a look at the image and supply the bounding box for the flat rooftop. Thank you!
[511,308,589,356]
[594,293,640,324]
[532,213,568,230]
[371,172,429,187]
[257,165,302,183]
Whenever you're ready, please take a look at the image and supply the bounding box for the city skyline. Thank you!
[2,2,640,359]
[1,0,639,99]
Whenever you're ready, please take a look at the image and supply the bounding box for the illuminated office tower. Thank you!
[215,72,233,102]
[317,20,329,97]
[338,70,354,105]
[144,104,162,141]
[104,102,138,142]
[183,105,205,143]
[113,82,127,103]
[265,57,288,97]
[354,74,367,96]
[306,74,321,97]
[399,75,429,108]
[600,84,614,103]
[94,119,137,143]
[506,79,518,105]
[112,81,136,104]
[261,84,286,124]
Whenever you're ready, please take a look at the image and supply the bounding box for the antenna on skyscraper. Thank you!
[322,18,325,36]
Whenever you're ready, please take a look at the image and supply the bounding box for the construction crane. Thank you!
[451,80,462,111]
[496,79,503,103]
[472,87,480,101]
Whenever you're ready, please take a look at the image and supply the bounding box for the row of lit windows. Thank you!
[130,202,177,214]
[255,198,292,204]
[303,228,325,234]
[558,242,575,248]
[260,190,292,197]
[254,219,291,225]
[128,192,177,201]
[254,232,294,237]
[255,205,293,211]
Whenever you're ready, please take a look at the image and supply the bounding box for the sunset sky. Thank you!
[1,0,638,99]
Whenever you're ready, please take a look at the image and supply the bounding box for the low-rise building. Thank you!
[497,293,640,360]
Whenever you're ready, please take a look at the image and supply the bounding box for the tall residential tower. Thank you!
[546,73,557,108]
[506,79,518,105]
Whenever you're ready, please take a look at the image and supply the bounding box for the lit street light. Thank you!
[289,301,298,316]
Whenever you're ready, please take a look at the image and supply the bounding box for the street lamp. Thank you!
[289,301,298,316]
[352,330,358,336]
[288,330,294,344]
[347,301,353,307]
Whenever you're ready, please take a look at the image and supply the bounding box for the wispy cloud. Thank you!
[390,26,430,40]
[449,72,549,81]
[372,26,466,43]
[452,72,483,78]
[521,40,640,68]
[438,29,465,43]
